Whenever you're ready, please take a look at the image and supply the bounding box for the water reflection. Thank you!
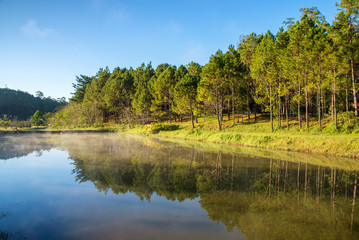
[0,134,54,160]
[0,133,358,240]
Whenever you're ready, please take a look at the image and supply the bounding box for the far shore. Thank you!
[1,118,359,160]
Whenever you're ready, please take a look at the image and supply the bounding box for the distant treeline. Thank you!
[0,88,67,120]
[51,1,359,131]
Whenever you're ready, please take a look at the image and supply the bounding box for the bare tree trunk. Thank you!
[298,80,302,129]
[331,91,334,122]
[168,103,171,124]
[348,14,357,119]
[286,93,289,130]
[190,103,195,129]
[227,98,230,121]
[318,83,321,128]
[254,103,257,122]
[346,74,349,112]
[305,76,309,129]
[270,84,273,132]
[216,89,222,131]
[323,92,326,117]
[232,84,235,126]
[351,57,358,122]
[277,94,281,128]
[333,68,337,130]
[253,78,257,122]
[217,111,222,131]
[247,89,250,121]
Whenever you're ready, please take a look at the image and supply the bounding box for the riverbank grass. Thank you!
[120,115,359,159]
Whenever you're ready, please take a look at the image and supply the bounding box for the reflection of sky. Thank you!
[0,149,246,240]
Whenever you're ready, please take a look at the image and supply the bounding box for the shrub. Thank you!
[148,123,179,134]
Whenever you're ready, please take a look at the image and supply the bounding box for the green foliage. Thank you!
[0,88,66,120]
[30,110,44,127]
[70,75,93,102]
[173,64,201,128]
[150,65,178,121]
[49,0,359,134]
[147,123,179,134]
[132,63,154,122]
[338,111,356,128]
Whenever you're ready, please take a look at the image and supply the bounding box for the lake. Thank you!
[0,133,358,240]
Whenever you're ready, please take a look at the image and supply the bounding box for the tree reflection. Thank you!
[0,135,54,160]
[1,133,358,239]
[56,134,359,240]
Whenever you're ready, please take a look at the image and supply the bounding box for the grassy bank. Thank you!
[118,116,359,159]
[3,115,359,159]
[0,126,117,134]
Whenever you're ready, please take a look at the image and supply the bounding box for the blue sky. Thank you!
[0,0,338,100]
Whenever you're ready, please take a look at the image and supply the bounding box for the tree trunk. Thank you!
[323,92,326,117]
[346,74,349,112]
[270,84,273,132]
[227,98,230,121]
[217,94,223,131]
[254,103,257,122]
[298,81,302,129]
[277,94,281,128]
[217,106,222,131]
[318,80,321,128]
[168,103,171,124]
[190,103,195,129]
[305,76,309,129]
[286,93,289,130]
[247,90,250,121]
[232,84,235,126]
[333,68,337,130]
[349,19,358,120]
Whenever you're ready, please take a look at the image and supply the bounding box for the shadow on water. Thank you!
[1,133,359,240]
[0,212,27,240]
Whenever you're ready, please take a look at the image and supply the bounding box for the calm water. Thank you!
[0,133,358,240]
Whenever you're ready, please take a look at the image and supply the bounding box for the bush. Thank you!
[338,111,356,129]
[147,123,179,134]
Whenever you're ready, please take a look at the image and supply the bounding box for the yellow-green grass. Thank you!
[0,125,117,134]
[2,114,358,159]
[118,115,359,159]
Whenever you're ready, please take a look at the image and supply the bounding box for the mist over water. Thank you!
[0,133,358,240]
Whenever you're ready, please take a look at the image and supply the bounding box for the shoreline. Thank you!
[117,124,359,159]
[1,125,359,159]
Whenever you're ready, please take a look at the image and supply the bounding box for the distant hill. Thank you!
[0,88,67,120]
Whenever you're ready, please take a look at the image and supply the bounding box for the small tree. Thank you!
[31,110,44,127]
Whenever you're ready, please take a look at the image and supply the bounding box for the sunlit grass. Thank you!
[119,114,359,159]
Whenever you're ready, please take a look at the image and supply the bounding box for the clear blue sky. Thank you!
[0,0,338,100]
